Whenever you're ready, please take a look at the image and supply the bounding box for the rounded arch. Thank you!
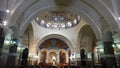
[36,34,74,54]
[7,0,119,38]
[81,0,120,33]
[22,23,34,48]
[59,49,67,63]
[77,25,97,52]
[19,6,102,39]
[18,6,102,41]
[9,0,104,38]
[48,50,57,63]
[76,12,102,40]
[39,49,47,63]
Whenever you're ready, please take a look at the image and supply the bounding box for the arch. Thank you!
[59,49,67,63]
[7,0,106,39]
[36,34,73,54]
[77,25,97,52]
[22,23,34,48]
[76,13,102,40]
[48,50,57,63]
[19,6,102,40]
[81,0,120,33]
[39,49,47,63]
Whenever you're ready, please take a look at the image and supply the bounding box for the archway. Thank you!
[36,34,73,53]
[48,50,57,64]
[78,25,97,67]
[40,50,47,63]
[59,50,67,64]
[22,23,34,48]
[38,38,70,66]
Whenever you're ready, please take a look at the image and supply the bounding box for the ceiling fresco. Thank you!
[39,38,69,50]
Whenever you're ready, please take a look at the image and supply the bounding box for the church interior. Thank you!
[0,0,120,68]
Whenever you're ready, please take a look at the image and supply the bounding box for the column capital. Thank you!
[112,34,120,43]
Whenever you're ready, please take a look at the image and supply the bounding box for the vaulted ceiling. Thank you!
[0,0,120,36]
[0,0,120,53]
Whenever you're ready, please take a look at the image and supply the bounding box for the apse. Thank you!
[38,38,70,65]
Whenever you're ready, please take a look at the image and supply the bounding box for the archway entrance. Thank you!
[40,50,47,63]
[78,25,97,67]
[59,50,66,64]
[38,38,70,66]
[48,51,57,64]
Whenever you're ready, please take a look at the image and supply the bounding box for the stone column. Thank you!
[21,48,29,65]
[103,32,118,68]
[57,51,59,63]
[96,41,104,64]
[0,11,6,64]
[66,51,69,63]
[0,29,5,68]
[46,51,49,63]
[0,28,4,56]
[37,52,40,64]
[80,49,87,68]
[104,42,118,68]
[113,34,120,67]
[6,44,17,67]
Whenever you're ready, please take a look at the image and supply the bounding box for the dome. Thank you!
[35,10,81,30]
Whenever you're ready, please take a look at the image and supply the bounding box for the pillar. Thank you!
[57,51,59,63]
[80,49,87,68]
[0,28,5,68]
[46,51,49,63]
[103,32,118,68]
[66,51,69,63]
[96,41,104,64]
[104,42,118,68]
[37,51,40,64]
[113,34,120,67]
[0,29,4,56]
[6,44,17,67]
[21,48,29,65]
[0,11,6,68]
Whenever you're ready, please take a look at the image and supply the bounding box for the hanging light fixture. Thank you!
[35,10,81,30]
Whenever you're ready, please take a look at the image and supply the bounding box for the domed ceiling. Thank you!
[35,10,81,30]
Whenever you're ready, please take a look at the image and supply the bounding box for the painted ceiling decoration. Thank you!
[35,10,81,30]
[39,38,69,50]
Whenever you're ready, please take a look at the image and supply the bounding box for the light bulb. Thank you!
[118,17,120,20]
[6,9,10,13]
[3,21,7,26]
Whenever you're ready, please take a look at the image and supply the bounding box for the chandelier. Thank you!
[35,10,81,30]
